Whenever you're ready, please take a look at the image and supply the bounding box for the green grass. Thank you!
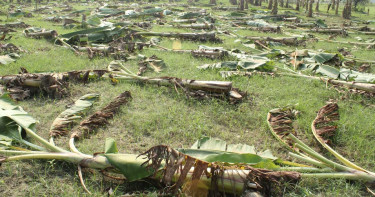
[0,0,375,196]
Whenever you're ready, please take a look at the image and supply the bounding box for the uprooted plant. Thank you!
[1,93,375,196]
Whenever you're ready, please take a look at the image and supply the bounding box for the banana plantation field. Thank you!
[1,0,375,196]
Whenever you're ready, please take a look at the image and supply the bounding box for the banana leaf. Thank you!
[61,27,131,44]
[9,12,32,18]
[95,8,124,18]
[198,60,273,71]
[312,53,337,64]
[314,64,341,79]
[178,137,278,164]
[0,54,16,65]
[49,94,99,137]
[339,68,375,83]
[298,64,375,83]
[315,19,327,28]
[246,19,272,27]
[0,93,37,149]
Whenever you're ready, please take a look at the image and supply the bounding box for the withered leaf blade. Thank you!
[71,91,132,139]
[267,107,299,152]
[49,94,100,137]
[312,103,339,144]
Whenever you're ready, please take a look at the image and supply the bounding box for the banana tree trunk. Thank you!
[135,32,221,42]
[245,36,299,45]
[175,24,214,30]
[25,30,58,39]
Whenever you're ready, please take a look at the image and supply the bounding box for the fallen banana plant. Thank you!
[308,28,348,36]
[245,36,306,46]
[1,96,375,196]
[0,65,244,103]
[174,23,214,30]
[0,43,21,53]
[24,27,58,39]
[191,45,228,59]
[0,71,69,100]
[0,22,30,29]
[108,61,245,103]
[281,72,375,94]
[134,32,222,43]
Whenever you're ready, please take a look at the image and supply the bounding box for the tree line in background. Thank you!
[231,0,370,19]
[1,0,371,19]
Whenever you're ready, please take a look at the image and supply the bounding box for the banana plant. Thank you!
[1,92,375,196]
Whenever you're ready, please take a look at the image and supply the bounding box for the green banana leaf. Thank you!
[86,16,102,27]
[61,27,130,44]
[312,53,337,64]
[103,139,153,181]
[227,12,247,17]
[314,64,340,79]
[315,19,327,28]
[339,68,375,83]
[105,138,118,154]
[0,93,37,149]
[9,12,31,18]
[178,137,278,164]
[104,153,154,181]
[298,63,375,83]
[198,60,273,71]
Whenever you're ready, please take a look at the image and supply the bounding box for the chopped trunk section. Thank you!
[191,48,228,59]
[0,70,108,100]
[71,91,132,139]
[0,73,67,100]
